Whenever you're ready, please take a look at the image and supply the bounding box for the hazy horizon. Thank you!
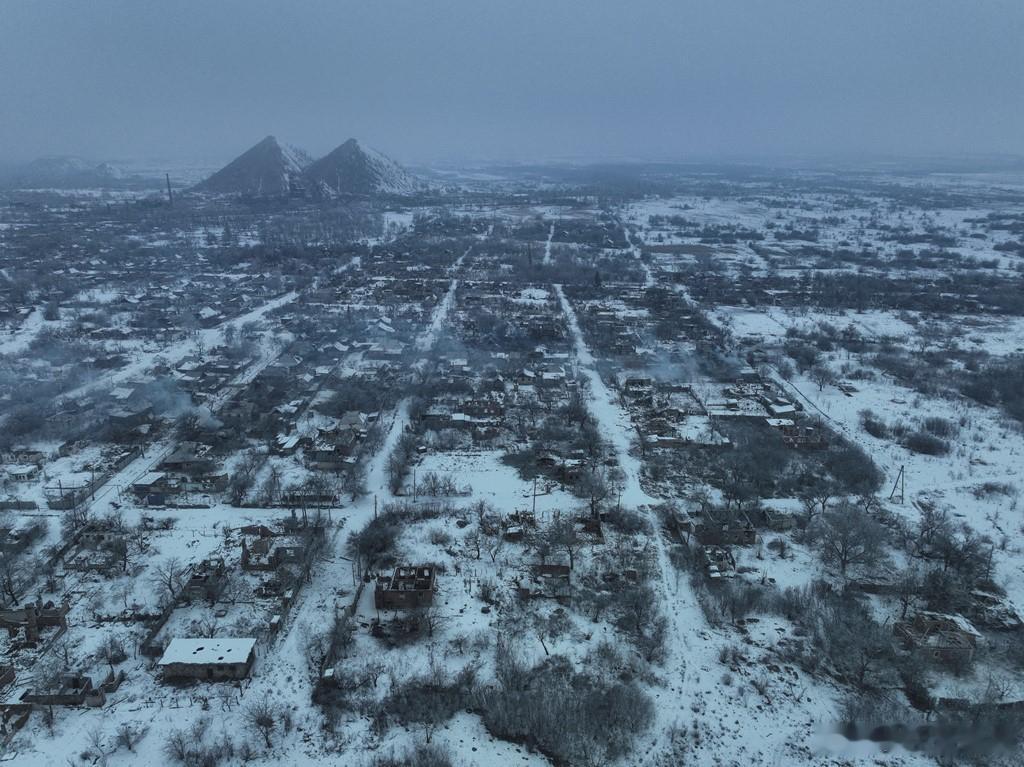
[2,0,1022,166]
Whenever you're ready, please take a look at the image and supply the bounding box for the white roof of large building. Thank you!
[158,637,256,666]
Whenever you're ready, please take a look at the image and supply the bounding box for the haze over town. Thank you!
[1,3,1024,767]
[1,1,1023,164]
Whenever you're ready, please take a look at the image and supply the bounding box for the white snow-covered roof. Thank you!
[158,637,256,666]
[133,471,166,487]
[919,611,983,639]
[276,434,300,449]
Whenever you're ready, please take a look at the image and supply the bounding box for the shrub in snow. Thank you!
[904,430,951,456]
[372,742,454,767]
[922,416,958,439]
[481,650,655,766]
[859,409,890,439]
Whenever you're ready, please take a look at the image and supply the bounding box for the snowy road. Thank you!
[417,244,471,351]
[56,290,299,405]
[559,282,859,765]
[621,220,654,287]
[0,307,47,355]
[555,283,699,762]
[77,330,292,517]
[232,243,476,761]
[542,222,554,265]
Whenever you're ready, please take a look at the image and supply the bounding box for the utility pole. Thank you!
[889,465,905,504]
[532,477,537,517]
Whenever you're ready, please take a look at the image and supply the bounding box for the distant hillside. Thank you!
[303,138,420,196]
[0,156,143,189]
[195,136,312,195]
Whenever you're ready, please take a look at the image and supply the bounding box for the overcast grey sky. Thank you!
[1,0,1022,165]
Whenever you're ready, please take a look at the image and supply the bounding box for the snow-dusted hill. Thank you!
[194,135,312,195]
[1,156,131,188]
[302,138,421,196]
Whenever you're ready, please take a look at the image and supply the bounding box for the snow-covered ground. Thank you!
[5,176,1024,766]
[556,284,877,766]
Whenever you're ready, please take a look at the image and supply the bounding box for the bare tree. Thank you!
[532,610,572,656]
[127,522,151,560]
[305,612,356,675]
[245,699,278,748]
[304,471,335,506]
[163,728,191,764]
[61,504,92,541]
[114,582,133,611]
[115,722,147,753]
[818,501,888,578]
[194,618,218,638]
[0,553,35,605]
[574,468,610,518]
[486,534,503,564]
[261,464,284,505]
[809,364,836,392]
[304,626,333,676]
[527,527,553,564]
[386,454,406,495]
[149,557,187,605]
[544,518,584,570]
[109,538,130,573]
[97,636,127,673]
[413,605,445,639]
[798,477,838,526]
[227,449,263,505]
[894,567,923,619]
[86,725,112,765]
[911,503,953,560]
[563,391,589,428]
[464,530,482,560]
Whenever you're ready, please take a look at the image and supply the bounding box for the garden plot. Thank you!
[410,450,578,520]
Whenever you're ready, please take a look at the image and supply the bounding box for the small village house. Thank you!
[157,637,257,681]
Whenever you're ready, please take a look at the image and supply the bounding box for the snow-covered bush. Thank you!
[482,646,655,765]
[904,430,951,455]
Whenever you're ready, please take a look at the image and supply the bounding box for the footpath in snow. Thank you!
[227,245,476,760]
[0,307,47,355]
[58,290,300,404]
[79,329,293,519]
[557,284,859,766]
[621,220,654,287]
[555,283,703,761]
